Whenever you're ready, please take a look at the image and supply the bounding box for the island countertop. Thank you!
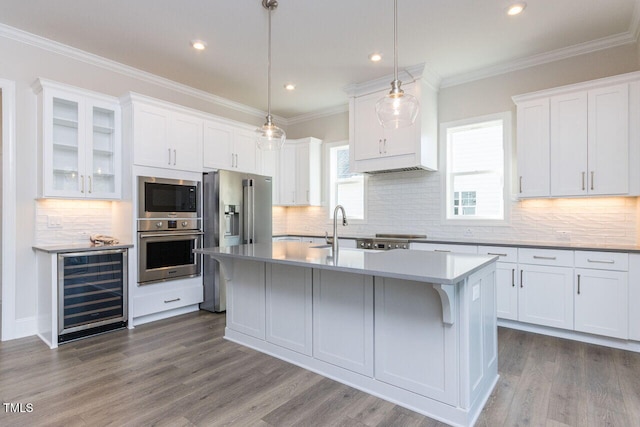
[196,241,497,285]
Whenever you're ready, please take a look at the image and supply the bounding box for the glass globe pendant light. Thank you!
[256,0,286,150]
[375,0,420,130]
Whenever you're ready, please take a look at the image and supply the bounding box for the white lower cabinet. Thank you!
[265,264,312,355]
[226,259,266,340]
[312,269,374,376]
[630,254,640,341]
[477,246,518,321]
[410,242,478,254]
[133,282,202,318]
[518,264,574,330]
[374,277,457,405]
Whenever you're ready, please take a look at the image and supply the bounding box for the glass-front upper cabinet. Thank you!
[34,79,121,199]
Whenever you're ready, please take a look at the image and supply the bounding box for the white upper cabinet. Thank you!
[347,67,438,173]
[34,79,121,199]
[129,98,202,172]
[514,72,640,198]
[516,99,550,198]
[277,138,322,206]
[203,120,259,174]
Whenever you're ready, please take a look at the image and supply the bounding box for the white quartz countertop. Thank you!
[196,242,497,285]
[33,242,133,253]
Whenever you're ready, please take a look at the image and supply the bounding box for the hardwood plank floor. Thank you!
[1,312,639,426]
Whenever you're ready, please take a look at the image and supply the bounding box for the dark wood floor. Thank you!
[1,311,639,427]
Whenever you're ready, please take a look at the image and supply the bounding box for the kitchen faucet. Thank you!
[325,205,348,254]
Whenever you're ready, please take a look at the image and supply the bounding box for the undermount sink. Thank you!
[310,244,332,249]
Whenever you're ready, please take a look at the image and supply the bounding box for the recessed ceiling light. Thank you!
[507,2,526,16]
[191,40,207,50]
[284,83,296,91]
[369,53,383,62]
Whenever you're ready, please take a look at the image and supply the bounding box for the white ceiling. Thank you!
[0,0,638,119]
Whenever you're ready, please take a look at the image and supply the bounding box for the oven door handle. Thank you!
[139,232,204,239]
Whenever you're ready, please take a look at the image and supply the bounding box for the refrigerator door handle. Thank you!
[243,178,256,244]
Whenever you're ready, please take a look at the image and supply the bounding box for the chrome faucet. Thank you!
[325,205,348,254]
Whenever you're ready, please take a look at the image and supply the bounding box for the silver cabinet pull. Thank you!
[587,258,615,264]
[577,274,581,295]
[582,172,585,191]
[168,148,171,165]
[511,268,515,287]
[378,139,382,154]
[488,252,508,257]
[235,154,239,168]
[434,249,451,253]
[533,255,556,260]
[88,176,92,194]
[520,270,523,288]
[383,138,387,154]
[173,149,177,165]
[519,176,523,193]
[164,298,181,303]
[231,153,235,167]
[590,171,594,190]
[80,175,85,193]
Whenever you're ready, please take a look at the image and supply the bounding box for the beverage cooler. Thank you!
[58,248,128,343]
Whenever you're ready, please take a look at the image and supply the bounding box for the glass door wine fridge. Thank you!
[58,248,128,343]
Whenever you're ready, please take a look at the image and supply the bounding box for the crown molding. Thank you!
[441,30,638,89]
[0,23,290,123]
[343,63,442,97]
[285,103,348,126]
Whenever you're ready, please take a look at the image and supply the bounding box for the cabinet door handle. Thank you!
[533,255,556,260]
[488,252,508,257]
[164,298,181,304]
[173,149,177,166]
[80,175,85,193]
[306,190,310,202]
[520,269,524,288]
[88,176,92,194]
[235,154,239,168]
[577,274,581,295]
[511,268,515,287]
[168,148,171,165]
[590,171,594,190]
[587,258,615,264]
[383,138,387,153]
[378,139,382,154]
[231,153,235,167]
[519,176,523,193]
[582,172,585,191]
[434,249,451,253]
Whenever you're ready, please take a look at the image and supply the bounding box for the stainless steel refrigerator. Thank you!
[200,170,272,312]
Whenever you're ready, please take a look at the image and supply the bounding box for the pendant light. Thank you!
[375,0,420,129]
[256,0,286,150]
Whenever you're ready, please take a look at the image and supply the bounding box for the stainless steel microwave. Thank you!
[137,176,200,219]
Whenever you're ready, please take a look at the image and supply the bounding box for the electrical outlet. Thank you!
[557,231,571,241]
[47,215,62,229]
[463,228,473,237]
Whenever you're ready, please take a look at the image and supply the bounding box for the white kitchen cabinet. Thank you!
[34,79,121,199]
[265,263,312,355]
[203,121,259,174]
[277,138,322,206]
[226,259,266,340]
[130,97,202,172]
[478,246,519,321]
[410,242,478,254]
[574,251,629,339]
[312,269,374,376]
[517,248,574,330]
[515,99,550,197]
[514,72,640,198]
[629,254,640,342]
[348,74,438,173]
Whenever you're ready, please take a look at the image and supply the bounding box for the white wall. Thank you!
[281,43,640,246]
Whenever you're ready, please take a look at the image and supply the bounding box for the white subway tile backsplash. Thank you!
[277,170,639,245]
[35,199,114,245]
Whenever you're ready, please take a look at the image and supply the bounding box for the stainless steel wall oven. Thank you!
[137,176,203,285]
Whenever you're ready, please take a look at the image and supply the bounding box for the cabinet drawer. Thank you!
[410,243,477,254]
[134,284,203,318]
[478,246,518,263]
[575,251,628,271]
[518,248,573,266]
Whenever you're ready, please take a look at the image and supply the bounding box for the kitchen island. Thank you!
[196,242,498,427]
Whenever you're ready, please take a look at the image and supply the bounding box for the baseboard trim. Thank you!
[132,305,199,327]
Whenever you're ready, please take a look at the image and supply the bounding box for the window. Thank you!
[327,142,365,220]
[442,113,511,223]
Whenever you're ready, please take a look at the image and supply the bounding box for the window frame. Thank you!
[324,140,367,223]
[440,112,512,226]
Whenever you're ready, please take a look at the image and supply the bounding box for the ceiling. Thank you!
[0,0,639,120]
